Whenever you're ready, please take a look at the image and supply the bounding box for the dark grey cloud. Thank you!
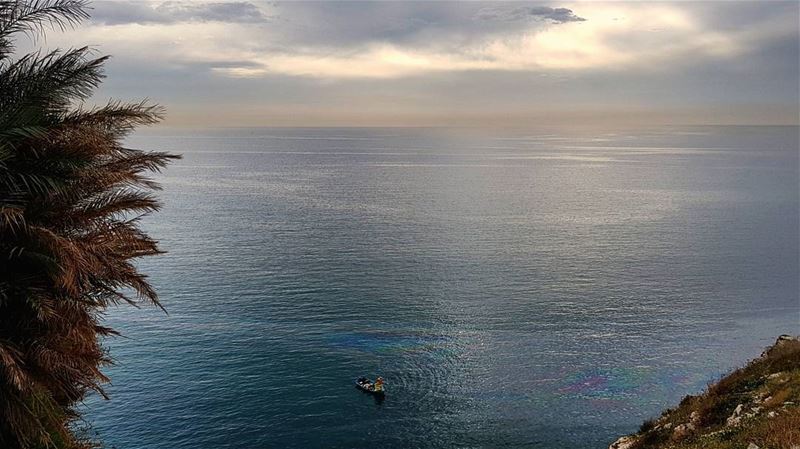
[91,1,270,25]
[475,6,585,23]
[88,2,580,49]
[156,1,268,22]
[257,2,582,51]
[527,6,585,23]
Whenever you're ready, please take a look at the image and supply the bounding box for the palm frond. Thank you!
[0,0,89,38]
[0,47,108,122]
[0,2,180,447]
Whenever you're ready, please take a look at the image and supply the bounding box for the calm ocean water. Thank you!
[84,126,799,449]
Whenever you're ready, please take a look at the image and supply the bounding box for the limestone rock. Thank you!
[672,423,695,439]
[747,443,760,449]
[762,335,799,357]
[726,404,744,427]
[608,435,636,449]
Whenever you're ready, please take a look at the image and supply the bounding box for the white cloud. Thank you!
[44,2,797,80]
[207,3,787,79]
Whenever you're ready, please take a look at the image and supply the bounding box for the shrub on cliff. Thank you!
[611,336,800,449]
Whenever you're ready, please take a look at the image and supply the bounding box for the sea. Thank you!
[83,125,799,449]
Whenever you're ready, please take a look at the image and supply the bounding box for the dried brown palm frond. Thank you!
[1,1,179,448]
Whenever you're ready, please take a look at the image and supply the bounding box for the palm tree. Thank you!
[0,1,178,447]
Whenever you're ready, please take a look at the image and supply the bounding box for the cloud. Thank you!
[527,6,586,23]
[53,1,799,82]
[90,1,270,25]
[201,3,783,78]
[155,1,268,23]
[32,1,796,127]
[476,6,586,24]
[528,6,585,23]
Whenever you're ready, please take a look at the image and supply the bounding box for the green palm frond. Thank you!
[0,48,108,125]
[0,0,88,40]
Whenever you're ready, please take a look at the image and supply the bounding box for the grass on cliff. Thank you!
[628,339,800,449]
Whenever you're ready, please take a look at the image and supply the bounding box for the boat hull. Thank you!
[355,378,385,396]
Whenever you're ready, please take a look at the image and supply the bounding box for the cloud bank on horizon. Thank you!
[35,1,800,126]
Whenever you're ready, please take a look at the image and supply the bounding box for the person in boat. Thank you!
[373,377,384,392]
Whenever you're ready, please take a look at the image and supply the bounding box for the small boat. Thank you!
[355,377,385,396]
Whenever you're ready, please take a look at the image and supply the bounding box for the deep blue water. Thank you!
[84,126,799,449]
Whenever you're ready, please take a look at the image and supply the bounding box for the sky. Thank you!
[25,1,800,127]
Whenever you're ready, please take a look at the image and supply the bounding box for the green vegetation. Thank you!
[0,1,177,447]
[611,336,800,449]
